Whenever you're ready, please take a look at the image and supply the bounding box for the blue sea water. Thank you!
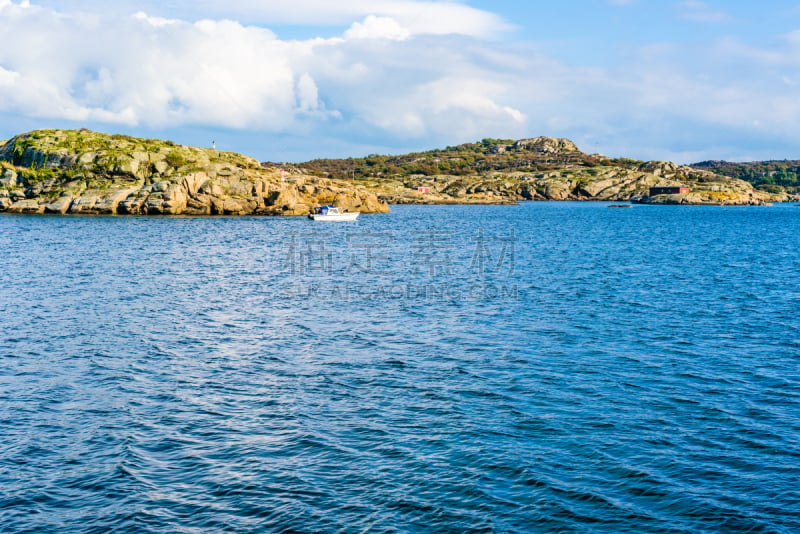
[1,202,799,533]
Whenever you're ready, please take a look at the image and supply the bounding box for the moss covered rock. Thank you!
[0,129,389,216]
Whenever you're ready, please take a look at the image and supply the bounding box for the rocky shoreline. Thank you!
[0,130,790,215]
[0,130,388,216]
[631,196,774,206]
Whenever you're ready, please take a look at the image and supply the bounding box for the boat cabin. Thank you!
[313,205,342,215]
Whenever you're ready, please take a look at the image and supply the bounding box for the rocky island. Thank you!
[0,129,790,216]
[296,137,790,206]
[0,129,388,216]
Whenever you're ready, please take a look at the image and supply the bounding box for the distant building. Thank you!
[650,186,689,196]
[416,187,431,193]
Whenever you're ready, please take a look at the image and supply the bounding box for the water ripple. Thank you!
[1,205,799,532]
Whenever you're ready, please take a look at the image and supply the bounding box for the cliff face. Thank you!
[0,130,388,215]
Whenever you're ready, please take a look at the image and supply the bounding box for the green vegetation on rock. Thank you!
[0,129,790,216]
[0,129,389,216]
[692,160,800,194]
[287,138,788,205]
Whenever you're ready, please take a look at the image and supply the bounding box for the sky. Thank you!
[1,0,800,163]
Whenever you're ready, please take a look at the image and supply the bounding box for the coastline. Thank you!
[3,198,793,218]
[1,129,793,216]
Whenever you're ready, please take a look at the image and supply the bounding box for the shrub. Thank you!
[165,149,188,168]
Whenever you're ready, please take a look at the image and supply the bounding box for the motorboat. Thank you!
[308,205,360,221]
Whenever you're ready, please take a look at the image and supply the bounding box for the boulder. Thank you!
[183,172,210,197]
[543,180,571,200]
[514,137,580,153]
[44,196,74,214]
[222,198,251,215]
[113,157,140,177]
[185,194,213,215]
[118,191,150,214]
[639,161,680,177]
[0,169,18,187]
[8,199,45,213]
[68,194,100,214]
[79,152,97,164]
[153,161,169,174]
[93,188,140,213]
[143,183,188,214]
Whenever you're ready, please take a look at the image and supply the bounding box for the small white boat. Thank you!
[308,205,360,221]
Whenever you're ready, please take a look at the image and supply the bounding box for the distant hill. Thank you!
[284,137,790,205]
[691,160,800,193]
[287,137,605,180]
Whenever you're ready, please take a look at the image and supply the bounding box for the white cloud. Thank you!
[355,77,526,139]
[2,1,800,163]
[425,78,526,123]
[0,1,522,140]
[30,0,511,37]
[344,15,410,41]
[0,65,19,86]
[0,3,300,128]
[132,11,179,27]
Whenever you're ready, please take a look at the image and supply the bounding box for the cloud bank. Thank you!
[0,1,526,143]
[1,0,799,162]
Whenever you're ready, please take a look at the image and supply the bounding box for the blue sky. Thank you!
[1,0,800,163]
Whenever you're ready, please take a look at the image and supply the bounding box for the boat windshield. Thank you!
[316,206,340,215]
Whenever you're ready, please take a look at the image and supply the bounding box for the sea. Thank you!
[1,202,799,533]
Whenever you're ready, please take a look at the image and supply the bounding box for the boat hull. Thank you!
[308,212,360,221]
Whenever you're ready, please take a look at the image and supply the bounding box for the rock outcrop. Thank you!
[364,164,781,205]
[338,144,784,205]
[293,136,785,205]
[512,136,581,153]
[0,129,389,216]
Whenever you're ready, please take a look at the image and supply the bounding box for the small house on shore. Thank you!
[650,186,689,196]
[416,187,431,193]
